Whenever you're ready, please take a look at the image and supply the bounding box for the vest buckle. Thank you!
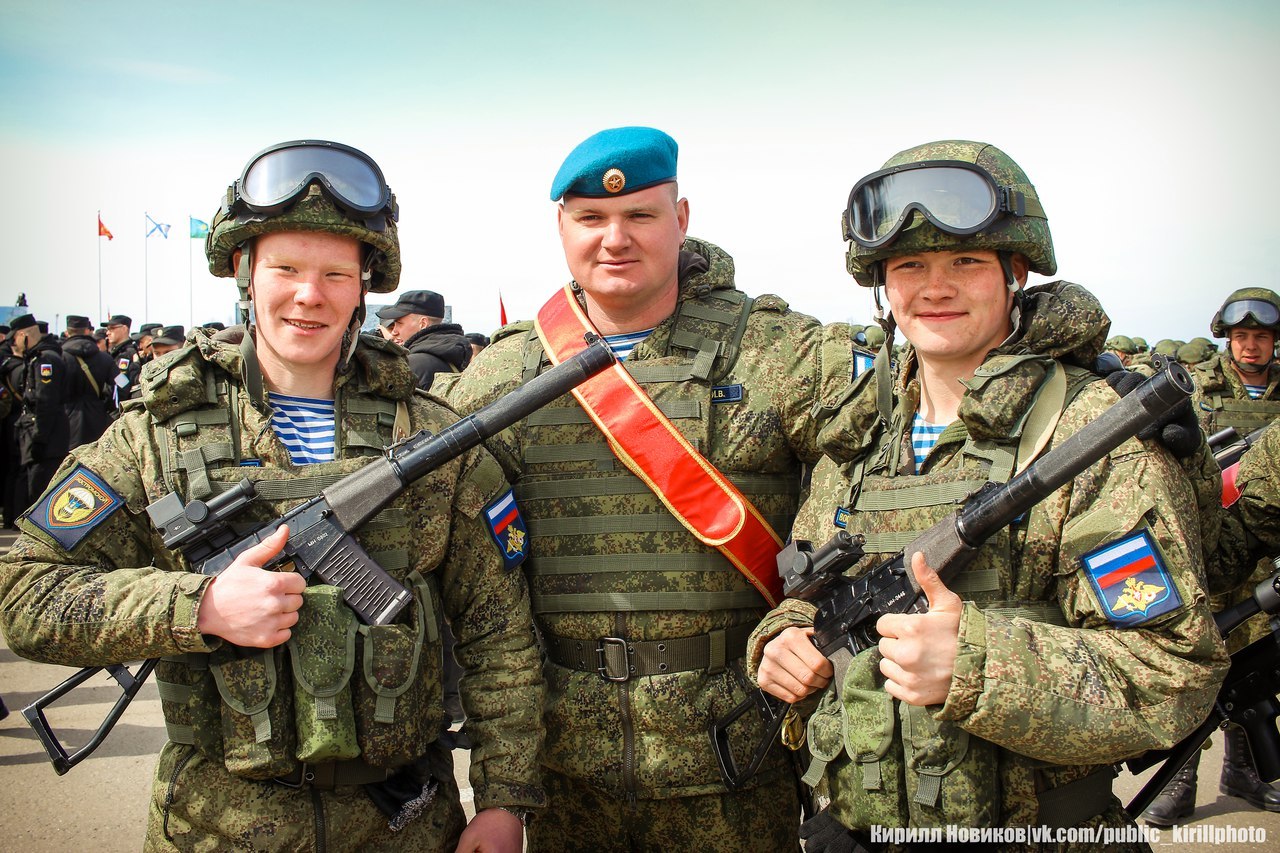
[595,637,634,682]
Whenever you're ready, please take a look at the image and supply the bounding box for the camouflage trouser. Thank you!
[144,742,466,852]
[527,765,802,853]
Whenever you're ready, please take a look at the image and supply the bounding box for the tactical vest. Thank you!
[146,343,448,780]
[1193,356,1280,435]
[515,287,800,654]
[807,357,1111,829]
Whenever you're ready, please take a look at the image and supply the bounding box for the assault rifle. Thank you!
[23,336,616,774]
[1125,563,1280,816]
[1210,426,1268,473]
[710,359,1194,789]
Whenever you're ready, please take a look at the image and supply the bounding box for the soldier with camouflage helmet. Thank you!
[442,127,853,852]
[1178,336,1218,366]
[1104,334,1141,365]
[750,140,1226,848]
[1144,287,1280,824]
[0,140,545,851]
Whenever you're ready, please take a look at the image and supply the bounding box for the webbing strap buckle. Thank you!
[595,637,633,682]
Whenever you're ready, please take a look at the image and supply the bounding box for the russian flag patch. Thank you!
[1080,529,1182,625]
[852,351,875,378]
[483,489,528,571]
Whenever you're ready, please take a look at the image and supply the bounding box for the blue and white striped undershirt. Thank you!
[911,413,949,471]
[1244,383,1266,400]
[267,392,336,465]
[603,329,654,361]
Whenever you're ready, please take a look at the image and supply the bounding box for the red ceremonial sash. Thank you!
[535,285,784,605]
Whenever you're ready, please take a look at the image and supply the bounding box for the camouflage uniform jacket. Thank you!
[444,237,852,800]
[1190,352,1280,436]
[0,327,545,814]
[748,282,1227,832]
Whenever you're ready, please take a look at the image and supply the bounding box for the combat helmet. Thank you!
[1210,288,1280,337]
[206,140,402,322]
[843,140,1056,287]
[1131,336,1148,352]
[1105,335,1140,356]
[1153,339,1180,358]
[1177,337,1217,365]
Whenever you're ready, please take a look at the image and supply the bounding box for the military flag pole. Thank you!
[143,212,150,323]
[97,210,103,322]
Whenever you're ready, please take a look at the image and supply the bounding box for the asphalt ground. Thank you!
[2,526,1278,850]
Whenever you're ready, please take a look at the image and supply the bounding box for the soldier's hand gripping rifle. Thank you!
[1125,562,1280,816]
[709,358,1194,790]
[23,336,616,775]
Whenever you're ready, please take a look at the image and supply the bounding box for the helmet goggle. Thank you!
[227,140,398,227]
[843,160,1041,249]
[1222,299,1280,328]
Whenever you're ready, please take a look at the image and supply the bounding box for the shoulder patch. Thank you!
[39,363,54,382]
[27,464,125,551]
[483,488,528,571]
[833,506,851,529]
[1080,529,1183,625]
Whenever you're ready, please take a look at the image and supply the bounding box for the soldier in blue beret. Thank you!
[446,126,855,851]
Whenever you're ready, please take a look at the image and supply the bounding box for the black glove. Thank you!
[1098,356,1201,459]
[799,808,864,853]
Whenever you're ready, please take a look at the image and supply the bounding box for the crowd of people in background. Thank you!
[0,300,492,534]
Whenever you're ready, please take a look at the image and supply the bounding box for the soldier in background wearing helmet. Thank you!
[1142,288,1280,824]
[443,126,853,852]
[1177,336,1217,366]
[0,140,545,852]
[1104,334,1141,365]
[750,140,1225,849]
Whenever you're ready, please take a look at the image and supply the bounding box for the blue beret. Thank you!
[550,127,678,201]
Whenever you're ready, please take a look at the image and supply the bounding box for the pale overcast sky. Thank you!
[1,1,1275,344]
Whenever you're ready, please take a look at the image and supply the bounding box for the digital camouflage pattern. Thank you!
[444,237,852,846]
[0,327,545,851]
[846,140,1055,286]
[1178,337,1218,366]
[528,765,802,853]
[748,281,1227,843]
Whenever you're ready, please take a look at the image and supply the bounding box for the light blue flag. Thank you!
[146,213,171,239]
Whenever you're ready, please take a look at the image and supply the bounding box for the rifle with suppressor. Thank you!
[709,359,1194,789]
[23,336,616,775]
[1125,563,1280,816]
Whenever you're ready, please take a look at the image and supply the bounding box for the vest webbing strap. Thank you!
[624,362,699,384]
[178,442,236,500]
[534,552,737,575]
[155,679,191,704]
[855,478,986,511]
[533,589,765,613]
[529,399,702,425]
[528,512,792,538]
[165,723,196,745]
[516,471,796,501]
[535,285,784,605]
[1036,767,1115,828]
[525,443,631,465]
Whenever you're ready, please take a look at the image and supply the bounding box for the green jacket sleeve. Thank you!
[0,411,216,666]
[937,386,1229,765]
[440,444,546,812]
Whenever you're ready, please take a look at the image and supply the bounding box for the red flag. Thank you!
[499,293,508,326]
[98,215,113,240]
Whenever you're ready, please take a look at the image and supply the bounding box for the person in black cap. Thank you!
[133,322,162,366]
[62,315,119,447]
[465,332,490,360]
[0,325,23,526]
[10,313,69,500]
[149,325,185,359]
[376,290,471,390]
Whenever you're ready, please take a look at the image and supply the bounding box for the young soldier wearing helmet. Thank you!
[0,140,544,852]
[1143,287,1280,824]
[749,141,1226,848]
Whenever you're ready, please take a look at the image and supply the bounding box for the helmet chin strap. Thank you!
[340,257,377,369]
[999,251,1025,345]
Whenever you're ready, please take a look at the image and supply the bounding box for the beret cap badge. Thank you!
[602,168,626,194]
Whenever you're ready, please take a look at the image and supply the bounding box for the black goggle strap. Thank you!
[235,246,254,328]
